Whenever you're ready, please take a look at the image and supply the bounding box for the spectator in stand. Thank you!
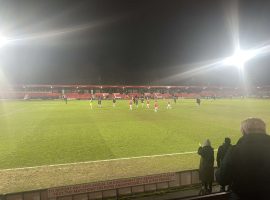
[198,139,214,194]
[216,118,270,200]
[217,137,232,191]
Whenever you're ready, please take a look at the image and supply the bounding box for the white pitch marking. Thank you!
[0,149,218,172]
[0,151,199,172]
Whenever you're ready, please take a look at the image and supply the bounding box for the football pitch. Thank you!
[1,98,270,193]
[1,98,270,170]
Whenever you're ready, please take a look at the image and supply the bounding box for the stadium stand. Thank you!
[1,84,270,100]
[127,93,141,98]
[112,93,126,99]
[0,92,60,99]
[78,93,92,99]
[153,93,172,99]
[200,91,215,98]
[154,93,163,99]
[174,93,183,98]
[94,92,109,99]
[144,92,153,98]
[65,93,92,100]
[162,93,172,98]
[0,92,26,99]
[27,92,60,99]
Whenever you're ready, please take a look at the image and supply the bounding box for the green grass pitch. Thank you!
[0,98,270,170]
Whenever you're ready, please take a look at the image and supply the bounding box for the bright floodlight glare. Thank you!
[223,49,258,69]
[0,35,9,47]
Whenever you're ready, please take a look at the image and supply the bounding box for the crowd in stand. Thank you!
[198,118,270,200]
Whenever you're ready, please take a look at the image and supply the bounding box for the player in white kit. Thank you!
[89,98,93,109]
[167,100,172,109]
[129,99,133,110]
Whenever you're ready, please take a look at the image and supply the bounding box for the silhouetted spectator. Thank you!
[198,139,214,194]
[217,138,232,168]
[217,137,232,191]
[216,118,270,200]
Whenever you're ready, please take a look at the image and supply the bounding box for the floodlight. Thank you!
[223,49,257,69]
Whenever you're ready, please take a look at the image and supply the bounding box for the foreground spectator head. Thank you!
[240,117,266,135]
[224,137,231,145]
[203,139,211,147]
[216,118,270,199]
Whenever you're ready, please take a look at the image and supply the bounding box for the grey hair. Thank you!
[241,118,266,135]
[203,139,211,147]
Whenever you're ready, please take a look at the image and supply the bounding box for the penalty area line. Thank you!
[0,150,201,172]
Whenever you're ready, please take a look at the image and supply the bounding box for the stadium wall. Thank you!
[1,169,214,200]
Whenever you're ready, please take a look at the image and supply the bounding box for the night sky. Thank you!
[1,0,270,86]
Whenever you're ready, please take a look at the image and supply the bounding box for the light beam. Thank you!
[222,48,258,69]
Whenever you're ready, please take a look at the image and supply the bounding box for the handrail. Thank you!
[176,192,230,200]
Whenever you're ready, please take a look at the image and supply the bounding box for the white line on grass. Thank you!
[0,150,201,172]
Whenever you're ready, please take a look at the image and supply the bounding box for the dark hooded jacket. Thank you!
[216,133,270,199]
[198,145,214,182]
[217,141,232,168]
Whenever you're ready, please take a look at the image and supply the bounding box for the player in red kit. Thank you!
[154,100,158,112]
[146,98,150,109]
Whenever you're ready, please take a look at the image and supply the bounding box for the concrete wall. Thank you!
[2,169,203,200]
